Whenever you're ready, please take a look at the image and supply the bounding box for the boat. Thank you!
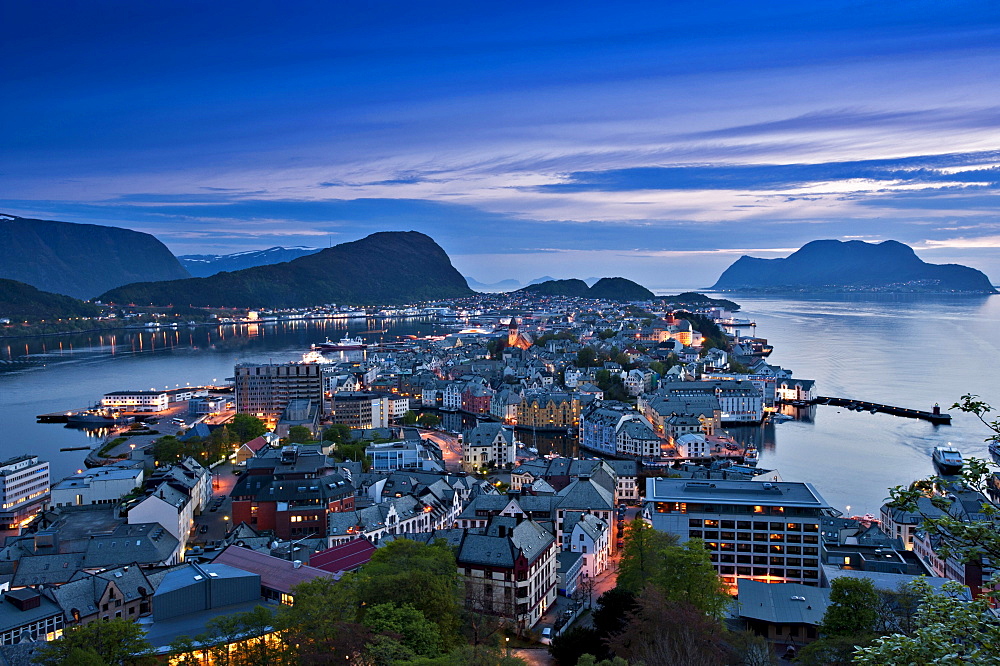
[743,445,759,466]
[66,408,133,426]
[311,336,368,351]
[990,441,1000,461]
[932,446,963,476]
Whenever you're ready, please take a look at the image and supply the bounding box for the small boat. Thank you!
[932,446,963,476]
[311,336,368,351]
[771,413,793,423]
[743,445,759,466]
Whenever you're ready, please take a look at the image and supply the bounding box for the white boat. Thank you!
[311,336,368,351]
[932,446,963,475]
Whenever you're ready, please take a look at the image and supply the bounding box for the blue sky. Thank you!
[2,1,1000,288]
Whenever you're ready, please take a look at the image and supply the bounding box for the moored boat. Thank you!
[66,408,133,426]
[311,336,368,351]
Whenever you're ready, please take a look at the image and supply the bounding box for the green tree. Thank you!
[654,539,729,619]
[322,423,353,445]
[402,410,419,425]
[35,618,154,666]
[577,347,598,368]
[276,575,367,662]
[821,577,880,638]
[356,538,463,648]
[364,601,442,657]
[616,517,677,595]
[549,626,606,665]
[794,635,867,666]
[417,413,442,428]
[230,413,267,444]
[151,435,183,464]
[598,329,617,340]
[854,579,1000,665]
[286,425,312,443]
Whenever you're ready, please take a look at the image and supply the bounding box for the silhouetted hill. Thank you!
[712,240,997,294]
[466,276,523,292]
[0,278,102,321]
[100,231,473,307]
[179,247,322,277]
[0,214,190,299]
[588,277,656,301]
[518,277,655,300]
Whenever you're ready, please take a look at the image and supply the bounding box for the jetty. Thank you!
[778,396,951,425]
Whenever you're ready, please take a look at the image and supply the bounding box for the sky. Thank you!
[2,1,1000,289]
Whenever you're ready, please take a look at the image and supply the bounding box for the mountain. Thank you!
[99,231,473,307]
[465,276,523,292]
[527,276,557,286]
[518,277,655,300]
[0,214,190,299]
[588,277,656,301]
[0,278,102,321]
[712,240,997,294]
[179,246,323,277]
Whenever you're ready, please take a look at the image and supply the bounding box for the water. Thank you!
[2,295,999,514]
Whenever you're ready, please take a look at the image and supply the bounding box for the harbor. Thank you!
[778,396,952,425]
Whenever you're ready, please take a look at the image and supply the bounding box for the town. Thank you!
[1,291,994,665]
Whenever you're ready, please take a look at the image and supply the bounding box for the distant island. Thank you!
[0,213,190,299]
[0,278,102,322]
[712,240,997,294]
[518,277,655,301]
[100,231,474,308]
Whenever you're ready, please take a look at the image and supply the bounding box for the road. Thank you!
[421,430,463,471]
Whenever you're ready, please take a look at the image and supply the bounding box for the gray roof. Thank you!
[84,523,179,568]
[10,553,86,587]
[45,564,153,621]
[647,478,831,509]
[0,592,63,637]
[736,579,830,625]
[457,517,554,568]
[557,478,614,512]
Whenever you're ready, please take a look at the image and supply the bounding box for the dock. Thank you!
[778,396,951,425]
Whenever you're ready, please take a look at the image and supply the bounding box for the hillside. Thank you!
[0,278,102,321]
[0,214,190,299]
[179,246,322,277]
[518,277,654,300]
[712,240,997,294]
[466,276,523,292]
[99,231,473,307]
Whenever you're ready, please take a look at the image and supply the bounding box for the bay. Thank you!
[2,293,999,515]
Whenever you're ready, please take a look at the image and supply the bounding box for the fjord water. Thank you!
[2,293,999,514]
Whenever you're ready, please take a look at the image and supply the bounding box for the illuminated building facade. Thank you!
[645,478,832,591]
[0,455,50,529]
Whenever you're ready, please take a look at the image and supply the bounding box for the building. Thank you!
[366,439,442,473]
[462,423,518,472]
[660,380,763,423]
[49,464,144,508]
[564,512,610,578]
[0,456,50,530]
[518,391,584,430]
[736,579,830,647]
[645,478,832,591]
[234,361,324,424]
[214,544,337,604]
[0,589,64,646]
[328,392,404,430]
[456,516,556,631]
[101,390,169,413]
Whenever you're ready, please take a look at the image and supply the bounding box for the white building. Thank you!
[101,391,169,413]
[0,455,50,529]
[462,422,518,472]
[50,465,144,508]
[127,484,195,551]
[565,512,611,578]
[675,432,712,458]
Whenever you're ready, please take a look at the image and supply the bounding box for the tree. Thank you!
[364,602,442,658]
[821,577,879,638]
[576,347,598,368]
[653,539,729,619]
[35,618,154,666]
[606,588,729,666]
[417,413,442,428]
[230,413,267,444]
[402,411,419,425]
[591,588,638,644]
[549,626,606,665]
[322,422,353,444]
[793,635,867,666]
[355,539,463,648]
[616,517,676,595]
[276,575,370,662]
[853,579,1000,665]
[287,425,312,443]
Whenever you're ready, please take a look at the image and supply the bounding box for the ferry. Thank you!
[932,446,963,476]
[311,336,368,352]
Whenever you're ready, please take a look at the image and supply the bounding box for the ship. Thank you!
[932,446,963,476]
[66,408,133,426]
[311,336,368,352]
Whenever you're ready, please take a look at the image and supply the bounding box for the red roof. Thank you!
[242,436,270,453]
[214,544,336,594]
[309,538,376,573]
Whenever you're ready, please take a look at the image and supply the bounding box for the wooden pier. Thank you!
[778,396,951,425]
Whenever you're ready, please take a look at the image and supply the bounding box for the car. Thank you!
[199,524,209,534]
[210,506,218,512]
[540,627,553,645]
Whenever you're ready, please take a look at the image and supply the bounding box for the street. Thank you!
[421,429,463,471]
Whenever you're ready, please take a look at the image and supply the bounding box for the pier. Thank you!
[778,396,951,425]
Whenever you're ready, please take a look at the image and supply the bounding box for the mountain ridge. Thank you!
[712,239,997,294]
[179,246,323,277]
[0,214,190,299]
[517,277,656,300]
[0,278,102,321]
[100,231,473,307]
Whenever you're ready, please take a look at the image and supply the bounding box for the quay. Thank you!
[778,396,951,425]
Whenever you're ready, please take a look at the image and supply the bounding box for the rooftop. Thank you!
[647,478,831,509]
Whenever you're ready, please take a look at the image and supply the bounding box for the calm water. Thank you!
[2,295,999,513]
